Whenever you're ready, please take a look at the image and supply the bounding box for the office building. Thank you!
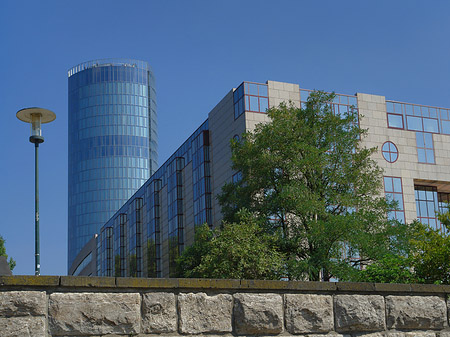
[71,80,450,277]
[67,59,157,271]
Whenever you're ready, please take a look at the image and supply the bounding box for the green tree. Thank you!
[218,92,412,281]
[176,209,285,279]
[0,235,16,271]
[408,220,450,284]
[354,254,418,284]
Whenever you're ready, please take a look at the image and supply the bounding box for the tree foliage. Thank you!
[218,92,411,281]
[0,235,16,271]
[176,209,285,279]
[355,220,450,285]
[409,220,450,284]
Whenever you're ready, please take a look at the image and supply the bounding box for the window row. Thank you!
[69,66,149,91]
[77,115,148,129]
[78,126,149,139]
[387,101,450,134]
[76,82,148,98]
[72,105,152,121]
[76,94,149,109]
[73,156,148,172]
[70,186,141,205]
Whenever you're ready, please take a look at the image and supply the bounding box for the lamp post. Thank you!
[16,108,56,276]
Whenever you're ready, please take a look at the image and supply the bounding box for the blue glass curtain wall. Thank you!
[96,120,209,277]
[68,59,157,270]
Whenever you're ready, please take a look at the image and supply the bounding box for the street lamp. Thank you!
[16,107,56,276]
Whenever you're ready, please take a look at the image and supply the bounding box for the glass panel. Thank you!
[424,133,433,147]
[423,118,439,133]
[258,85,268,97]
[429,218,437,230]
[404,104,413,115]
[386,102,394,113]
[382,152,390,162]
[416,132,425,148]
[427,202,436,217]
[247,83,258,96]
[259,97,269,112]
[417,148,426,163]
[426,149,435,163]
[397,212,405,224]
[249,96,259,111]
[384,177,393,192]
[442,120,450,134]
[382,143,390,152]
[394,194,403,209]
[407,116,423,131]
[388,114,403,128]
[429,108,437,118]
[391,152,398,162]
[394,103,403,113]
[419,201,427,216]
[413,105,422,116]
[393,178,402,193]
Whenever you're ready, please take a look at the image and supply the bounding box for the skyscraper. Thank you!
[67,59,157,270]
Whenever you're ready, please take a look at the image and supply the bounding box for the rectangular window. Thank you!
[414,185,449,232]
[300,89,358,122]
[386,100,444,133]
[387,114,404,129]
[233,81,269,119]
[384,176,405,224]
[416,132,435,164]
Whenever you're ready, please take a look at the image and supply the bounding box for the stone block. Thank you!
[386,295,446,329]
[334,294,385,332]
[0,316,46,337]
[48,292,140,335]
[0,291,46,316]
[141,292,177,333]
[178,292,232,334]
[234,293,283,335]
[285,294,333,333]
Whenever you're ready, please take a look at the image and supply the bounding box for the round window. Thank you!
[382,141,398,163]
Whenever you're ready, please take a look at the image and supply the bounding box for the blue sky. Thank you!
[1,1,450,276]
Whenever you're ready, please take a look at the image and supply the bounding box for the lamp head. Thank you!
[16,107,56,144]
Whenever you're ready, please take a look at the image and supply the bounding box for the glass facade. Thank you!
[68,59,157,270]
[97,120,210,277]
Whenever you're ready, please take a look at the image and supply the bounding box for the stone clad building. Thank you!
[71,80,450,277]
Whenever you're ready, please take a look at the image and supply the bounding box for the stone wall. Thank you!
[2,276,450,336]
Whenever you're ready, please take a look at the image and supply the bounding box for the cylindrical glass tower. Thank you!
[68,59,157,270]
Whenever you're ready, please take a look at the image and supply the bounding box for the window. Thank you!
[416,132,435,164]
[381,141,398,163]
[233,82,269,120]
[384,176,405,223]
[300,89,358,121]
[415,185,450,232]
[232,171,243,183]
[386,100,444,133]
